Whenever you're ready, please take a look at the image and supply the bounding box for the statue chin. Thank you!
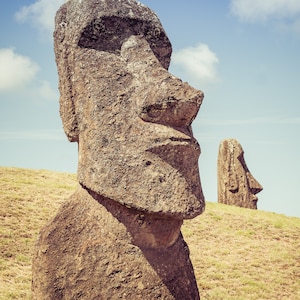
[83,186,183,249]
[77,151,204,220]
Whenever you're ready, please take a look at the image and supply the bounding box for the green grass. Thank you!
[1,166,299,299]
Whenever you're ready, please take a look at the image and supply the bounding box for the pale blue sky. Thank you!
[1,0,300,218]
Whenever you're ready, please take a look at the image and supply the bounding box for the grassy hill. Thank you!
[0,166,299,299]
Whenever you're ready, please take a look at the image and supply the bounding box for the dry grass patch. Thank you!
[183,203,300,299]
[1,167,299,299]
[0,167,77,299]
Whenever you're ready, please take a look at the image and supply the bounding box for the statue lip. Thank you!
[169,136,199,145]
[152,136,200,149]
[147,136,200,156]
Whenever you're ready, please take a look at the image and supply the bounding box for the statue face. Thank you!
[54,0,205,219]
[73,36,204,218]
[218,139,263,209]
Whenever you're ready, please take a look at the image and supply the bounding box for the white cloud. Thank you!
[0,48,58,100]
[0,48,39,91]
[171,44,219,85]
[37,80,59,101]
[15,0,64,36]
[230,0,300,22]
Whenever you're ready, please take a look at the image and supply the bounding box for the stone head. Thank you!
[218,138,263,209]
[54,0,205,219]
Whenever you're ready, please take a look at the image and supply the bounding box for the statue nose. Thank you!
[247,173,263,195]
[121,35,204,131]
[139,73,204,129]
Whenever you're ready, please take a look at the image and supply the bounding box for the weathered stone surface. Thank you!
[32,187,200,299]
[217,138,263,209]
[32,0,205,298]
[54,0,204,218]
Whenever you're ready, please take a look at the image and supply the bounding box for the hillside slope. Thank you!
[0,167,299,299]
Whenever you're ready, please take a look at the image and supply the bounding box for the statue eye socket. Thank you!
[77,16,171,69]
[78,16,161,53]
[78,17,138,53]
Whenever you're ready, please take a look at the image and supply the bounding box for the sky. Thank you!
[0,0,300,218]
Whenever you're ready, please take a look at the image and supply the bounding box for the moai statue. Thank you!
[32,0,205,299]
[217,138,263,209]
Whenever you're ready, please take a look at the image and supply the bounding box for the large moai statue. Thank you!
[32,0,205,299]
[218,138,263,209]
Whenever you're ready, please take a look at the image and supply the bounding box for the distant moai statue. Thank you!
[218,138,263,209]
[32,0,205,299]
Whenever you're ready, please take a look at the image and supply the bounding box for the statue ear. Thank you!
[228,172,238,192]
[54,5,79,143]
[59,92,79,142]
[227,142,238,192]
